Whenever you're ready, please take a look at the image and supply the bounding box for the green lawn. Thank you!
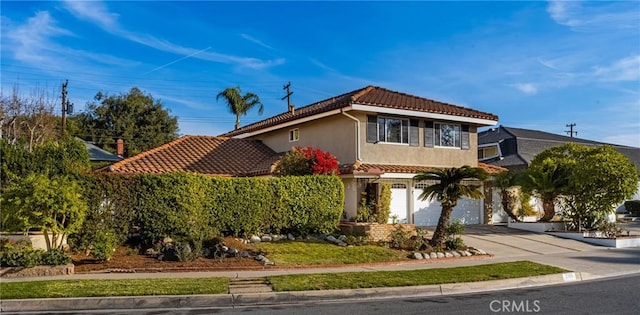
[250,241,409,265]
[1,261,567,299]
[268,261,567,291]
[0,277,228,300]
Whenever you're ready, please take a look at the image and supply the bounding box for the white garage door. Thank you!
[390,184,408,223]
[413,185,482,226]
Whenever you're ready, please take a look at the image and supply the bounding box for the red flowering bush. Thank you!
[275,146,340,176]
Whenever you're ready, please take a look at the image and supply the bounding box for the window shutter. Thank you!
[424,121,434,147]
[461,125,470,150]
[367,115,378,143]
[409,119,419,146]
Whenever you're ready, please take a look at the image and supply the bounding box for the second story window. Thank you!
[435,123,461,147]
[289,128,299,142]
[378,117,409,144]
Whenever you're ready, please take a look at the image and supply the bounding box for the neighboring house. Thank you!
[478,126,640,221]
[477,126,640,171]
[105,86,504,226]
[78,138,122,163]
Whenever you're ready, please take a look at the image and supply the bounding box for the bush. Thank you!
[0,241,44,268]
[389,224,411,250]
[76,173,344,249]
[598,222,623,238]
[91,230,118,261]
[625,200,640,216]
[444,220,466,250]
[41,248,71,265]
[374,184,391,224]
[445,237,466,250]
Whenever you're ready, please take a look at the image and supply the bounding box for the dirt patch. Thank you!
[72,237,263,273]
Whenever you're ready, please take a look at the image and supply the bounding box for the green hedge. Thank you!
[625,200,640,216]
[74,173,344,248]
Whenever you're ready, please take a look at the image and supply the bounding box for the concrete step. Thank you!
[228,277,273,294]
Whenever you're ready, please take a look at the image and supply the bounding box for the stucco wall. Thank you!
[353,112,479,167]
[253,114,357,164]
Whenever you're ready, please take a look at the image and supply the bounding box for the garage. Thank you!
[412,182,483,226]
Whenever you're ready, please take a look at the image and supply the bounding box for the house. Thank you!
[477,126,640,171]
[478,126,640,221]
[222,86,503,225]
[106,86,504,226]
[78,138,122,163]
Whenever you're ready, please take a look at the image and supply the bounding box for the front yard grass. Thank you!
[249,241,409,265]
[0,277,228,300]
[1,261,567,299]
[268,261,567,291]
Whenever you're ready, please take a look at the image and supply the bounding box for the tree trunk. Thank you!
[501,188,520,222]
[430,204,454,248]
[235,116,240,130]
[539,198,555,222]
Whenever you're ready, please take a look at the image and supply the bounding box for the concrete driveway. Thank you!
[460,225,601,258]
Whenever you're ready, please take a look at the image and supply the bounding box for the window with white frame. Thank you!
[478,145,500,160]
[434,123,461,147]
[377,117,409,144]
[289,128,299,142]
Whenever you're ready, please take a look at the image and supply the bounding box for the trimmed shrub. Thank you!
[41,248,71,266]
[625,200,640,216]
[91,230,118,261]
[74,173,344,249]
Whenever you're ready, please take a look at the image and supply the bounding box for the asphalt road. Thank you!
[20,273,640,315]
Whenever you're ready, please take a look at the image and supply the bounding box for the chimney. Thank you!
[289,104,295,115]
[116,138,124,157]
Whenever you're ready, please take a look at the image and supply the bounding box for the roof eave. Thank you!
[350,104,498,126]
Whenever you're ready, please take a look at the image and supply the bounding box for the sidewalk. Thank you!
[2,228,639,313]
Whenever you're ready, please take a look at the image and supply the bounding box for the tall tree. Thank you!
[414,166,488,248]
[72,87,179,157]
[527,143,638,229]
[0,84,59,150]
[216,86,263,129]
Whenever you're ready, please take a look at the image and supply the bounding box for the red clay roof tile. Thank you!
[104,135,279,177]
[223,86,498,137]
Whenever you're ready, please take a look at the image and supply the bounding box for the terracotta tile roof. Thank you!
[223,86,498,137]
[103,136,279,177]
[341,162,506,176]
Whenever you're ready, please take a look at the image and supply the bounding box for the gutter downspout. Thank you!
[341,109,361,161]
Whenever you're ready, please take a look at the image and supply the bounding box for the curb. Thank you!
[0,271,612,313]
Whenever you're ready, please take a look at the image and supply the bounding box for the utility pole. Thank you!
[565,123,577,138]
[281,82,294,113]
[60,80,73,138]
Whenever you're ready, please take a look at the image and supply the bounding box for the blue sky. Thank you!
[2,1,639,147]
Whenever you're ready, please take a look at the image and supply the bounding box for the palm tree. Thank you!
[414,166,488,248]
[493,170,522,222]
[522,159,570,222]
[216,86,263,130]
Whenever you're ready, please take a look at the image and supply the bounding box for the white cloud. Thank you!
[6,11,72,64]
[240,34,275,50]
[593,55,640,82]
[547,0,640,31]
[63,0,119,30]
[62,0,284,70]
[512,83,538,95]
